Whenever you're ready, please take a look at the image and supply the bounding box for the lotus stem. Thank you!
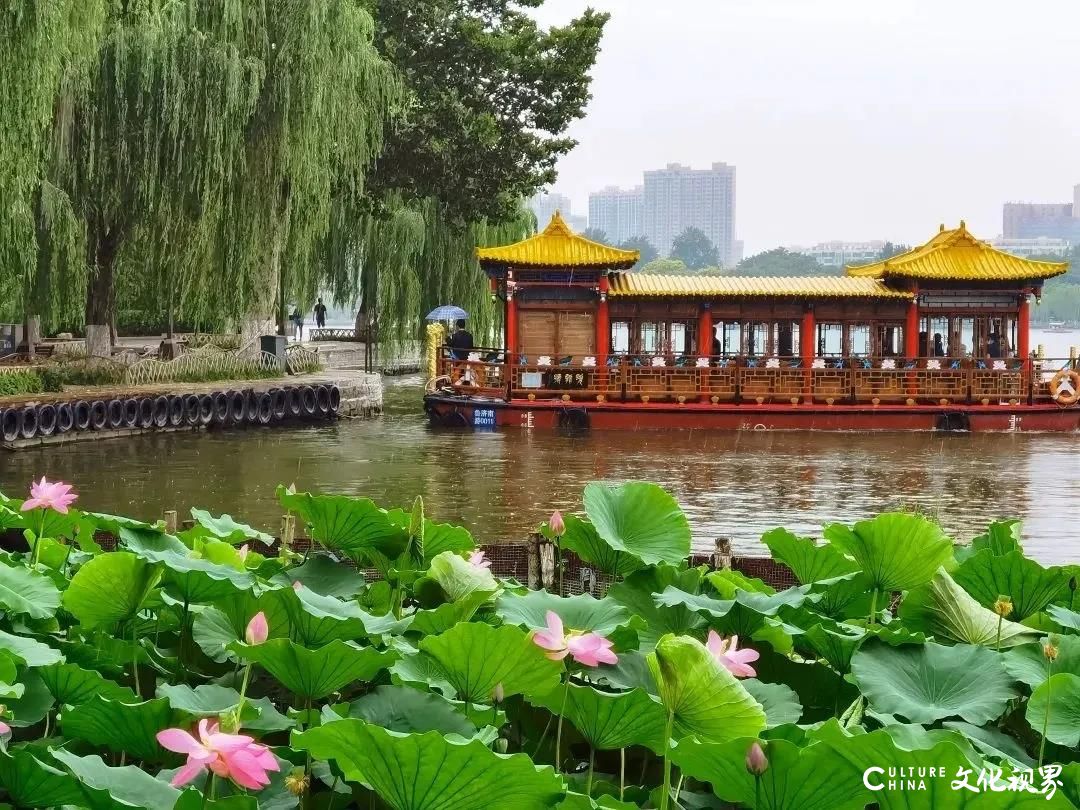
[131,619,141,697]
[619,747,626,801]
[236,663,253,718]
[554,676,570,773]
[674,771,684,801]
[586,747,595,797]
[868,588,879,626]
[1039,656,1052,769]
[556,540,563,595]
[30,512,45,567]
[659,709,675,810]
[531,713,554,758]
[995,614,1003,652]
[201,772,213,809]
[755,774,761,809]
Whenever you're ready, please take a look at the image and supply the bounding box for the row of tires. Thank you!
[0,384,341,443]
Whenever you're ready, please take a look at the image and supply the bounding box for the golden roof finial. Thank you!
[959,219,966,230]
[939,223,945,232]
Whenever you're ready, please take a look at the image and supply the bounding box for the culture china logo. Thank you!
[862,764,1065,799]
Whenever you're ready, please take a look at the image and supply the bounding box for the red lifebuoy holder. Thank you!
[1049,369,1080,406]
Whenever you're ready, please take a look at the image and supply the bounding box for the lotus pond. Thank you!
[0,477,1078,809]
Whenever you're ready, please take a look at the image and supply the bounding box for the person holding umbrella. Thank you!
[448,319,474,360]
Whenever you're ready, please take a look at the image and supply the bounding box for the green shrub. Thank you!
[0,369,45,396]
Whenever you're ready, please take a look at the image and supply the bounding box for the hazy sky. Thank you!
[530,0,1080,255]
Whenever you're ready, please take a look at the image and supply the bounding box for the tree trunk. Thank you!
[85,219,122,357]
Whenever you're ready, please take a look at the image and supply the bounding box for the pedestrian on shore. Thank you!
[291,308,304,341]
[314,298,327,329]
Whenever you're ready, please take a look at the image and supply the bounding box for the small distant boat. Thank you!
[1046,321,1076,333]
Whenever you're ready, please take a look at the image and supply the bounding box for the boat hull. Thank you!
[423,395,1080,432]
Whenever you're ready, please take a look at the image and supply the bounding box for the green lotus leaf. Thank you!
[557,515,644,577]
[386,509,475,560]
[6,669,54,726]
[762,527,860,583]
[941,721,1034,768]
[120,528,253,603]
[850,640,1017,725]
[61,696,175,761]
[1004,637,1080,689]
[347,684,481,738]
[592,649,658,694]
[824,512,953,592]
[419,622,563,703]
[268,583,410,647]
[408,590,491,636]
[953,549,1069,621]
[648,634,766,743]
[187,508,273,545]
[582,481,691,566]
[652,586,735,619]
[426,551,500,604]
[899,568,1039,648]
[0,749,82,808]
[276,487,409,562]
[530,682,667,753]
[608,564,708,649]
[496,590,637,638]
[230,638,397,700]
[966,519,1024,559]
[192,606,244,663]
[295,719,565,809]
[155,683,295,732]
[1048,604,1080,633]
[670,735,866,810]
[273,553,365,598]
[38,662,137,705]
[556,792,640,810]
[741,679,802,727]
[800,621,865,673]
[389,643,456,698]
[0,629,63,667]
[63,552,161,629]
[77,510,156,537]
[50,748,181,810]
[0,561,61,619]
[1027,672,1080,747]
[0,650,21,699]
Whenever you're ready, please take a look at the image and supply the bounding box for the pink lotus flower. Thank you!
[745,741,768,775]
[291,580,303,591]
[245,612,268,645]
[20,477,77,514]
[157,719,278,789]
[469,550,491,569]
[706,630,759,678]
[0,721,9,736]
[532,610,618,667]
[549,510,565,536]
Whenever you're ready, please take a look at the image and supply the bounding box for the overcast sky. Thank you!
[530,0,1080,255]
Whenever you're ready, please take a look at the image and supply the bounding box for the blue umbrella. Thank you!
[426,305,468,321]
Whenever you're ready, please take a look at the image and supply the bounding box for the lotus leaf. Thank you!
[38,662,137,705]
[496,590,636,638]
[61,696,175,761]
[1004,637,1080,689]
[426,550,500,603]
[953,549,1069,620]
[0,749,82,808]
[608,565,707,649]
[347,684,480,738]
[276,487,409,561]
[0,562,61,619]
[824,512,953,592]
[583,481,691,566]
[1027,673,1080,747]
[231,638,398,700]
[187,508,273,545]
[63,552,161,628]
[557,515,644,577]
[50,748,181,810]
[530,682,667,753]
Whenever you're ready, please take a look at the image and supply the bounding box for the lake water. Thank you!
[1,368,1077,564]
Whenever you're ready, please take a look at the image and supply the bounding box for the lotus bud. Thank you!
[284,769,310,796]
[1070,576,1077,593]
[493,737,509,754]
[492,682,504,704]
[993,596,1012,618]
[549,510,565,537]
[292,580,303,592]
[245,611,269,645]
[745,741,768,775]
[1043,636,1060,662]
[237,544,250,563]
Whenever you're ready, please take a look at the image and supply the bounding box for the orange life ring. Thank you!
[1049,369,1080,406]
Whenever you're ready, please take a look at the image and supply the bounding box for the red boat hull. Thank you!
[424,395,1080,432]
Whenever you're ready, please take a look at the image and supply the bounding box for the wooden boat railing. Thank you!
[436,348,1077,406]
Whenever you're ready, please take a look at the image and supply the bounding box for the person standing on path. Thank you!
[314,298,327,329]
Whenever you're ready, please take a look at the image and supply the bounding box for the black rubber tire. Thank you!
[270,388,287,420]
[228,390,245,423]
[183,394,201,426]
[300,385,317,417]
[285,387,302,418]
[123,398,139,428]
[56,403,74,434]
[244,391,260,423]
[152,396,169,428]
[328,385,341,414]
[212,392,229,423]
[19,406,38,439]
[168,395,184,427]
[73,400,91,431]
[137,398,154,428]
[0,409,20,442]
[198,394,214,425]
[315,385,331,416]
[37,404,57,437]
[105,399,123,429]
[256,392,273,425]
[89,400,108,430]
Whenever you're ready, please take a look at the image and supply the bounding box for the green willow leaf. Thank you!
[230,638,397,700]
[582,481,691,566]
[419,622,563,703]
[1027,673,1080,747]
[38,662,137,705]
[277,487,409,562]
[850,641,1017,725]
[61,696,175,762]
[0,563,61,619]
[63,552,161,629]
[294,719,565,810]
[648,634,766,743]
[953,549,1069,621]
[50,749,181,810]
[824,512,953,592]
[530,682,667,753]
[0,749,82,808]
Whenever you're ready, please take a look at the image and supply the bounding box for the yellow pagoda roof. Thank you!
[608,274,910,299]
[476,212,639,270]
[846,221,1068,282]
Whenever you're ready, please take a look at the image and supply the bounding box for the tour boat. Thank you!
[424,214,1080,432]
[1046,321,1075,333]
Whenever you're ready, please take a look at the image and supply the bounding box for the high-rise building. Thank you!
[989,236,1072,258]
[643,162,737,267]
[1002,184,1080,242]
[529,192,574,229]
[588,186,644,244]
[789,240,886,268]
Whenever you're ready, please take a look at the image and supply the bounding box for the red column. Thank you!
[595,277,610,363]
[905,289,920,359]
[697,304,713,356]
[800,306,815,398]
[1018,293,1030,362]
[505,287,518,359]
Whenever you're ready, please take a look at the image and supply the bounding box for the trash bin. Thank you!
[260,334,286,364]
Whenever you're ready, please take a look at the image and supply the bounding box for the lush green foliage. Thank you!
[620,236,659,268]
[669,227,719,270]
[0,481,1076,809]
[733,248,830,277]
[0,371,45,397]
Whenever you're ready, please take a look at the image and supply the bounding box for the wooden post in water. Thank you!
[526,533,542,589]
[539,538,556,591]
[712,537,732,571]
[163,510,178,534]
[280,514,296,550]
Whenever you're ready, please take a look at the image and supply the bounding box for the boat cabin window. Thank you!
[640,322,660,354]
[919,315,1018,358]
[773,321,800,358]
[612,321,630,354]
[745,322,769,357]
[877,324,903,356]
[720,321,741,356]
[848,324,872,357]
[817,323,843,357]
[669,322,690,355]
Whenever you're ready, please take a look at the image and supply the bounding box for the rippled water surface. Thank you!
[2,374,1078,564]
